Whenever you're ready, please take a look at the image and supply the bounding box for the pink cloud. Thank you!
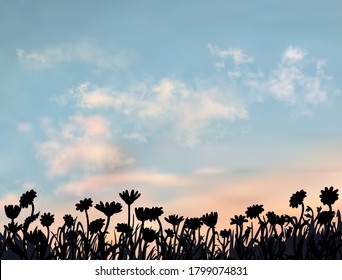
[36,114,133,176]
[54,170,195,197]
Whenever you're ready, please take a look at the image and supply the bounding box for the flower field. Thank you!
[1,187,342,259]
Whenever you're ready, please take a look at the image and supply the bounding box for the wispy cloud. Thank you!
[268,46,329,106]
[207,43,254,65]
[16,122,33,134]
[281,45,307,64]
[60,79,248,147]
[36,115,133,176]
[207,43,254,82]
[47,44,334,154]
[54,169,194,197]
[195,167,226,175]
[241,45,335,114]
[16,40,134,70]
[123,131,147,143]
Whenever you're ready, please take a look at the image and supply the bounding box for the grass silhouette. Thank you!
[1,187,341,259]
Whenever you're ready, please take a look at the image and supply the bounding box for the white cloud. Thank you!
[281,45,307,64]
[123,132,147,143]
[207,43,254,65]
[268,46,329,106]
[16,40,134,70]
[153,78,190,101]
[16,122,33,134]
[228,70,241,78]
[36,114,133,176]
[243,71,266,102]
[62,79,248,147]
[268,65,300,103]
[215,62,225,72]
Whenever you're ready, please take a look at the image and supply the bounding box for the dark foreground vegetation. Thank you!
[1,187,342,259]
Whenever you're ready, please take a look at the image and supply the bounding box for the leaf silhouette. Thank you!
[23,212,40,232]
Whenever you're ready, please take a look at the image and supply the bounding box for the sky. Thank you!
[1,0,342,230]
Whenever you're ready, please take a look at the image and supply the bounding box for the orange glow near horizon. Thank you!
[2,168,342,238]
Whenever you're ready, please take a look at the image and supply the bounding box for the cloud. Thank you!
[54,170,194,197]
[123,132,147,143]
[281,45,307,64]
[207,43,254,65]
[228,70,242,78]
[195,167,226,175]
[61,79,248,147]
[153,78,190,101]
[16,122,33,134]
[242,45,334,113]
[214,62,225,72]
[268,46,329,106]
[16,40,134,70]
[45,43,334,153]
[36,114,133,176]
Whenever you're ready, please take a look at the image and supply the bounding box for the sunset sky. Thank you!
[1,0,342,230]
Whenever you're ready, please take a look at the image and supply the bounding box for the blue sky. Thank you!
[1,0,342,228]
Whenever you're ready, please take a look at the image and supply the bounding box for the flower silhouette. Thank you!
[146,207,164,222]
[135,207,164,222]
[135,207,149,222]
[4,187,342,260]
[115,223,132,234]
[266,211,278,225]
[75,198,93,212]
[289,189,307,208]
[142,228,157,243]
[202,212,218,228]
[63,214,75,228]
[230,214,248,226]
[119,189,141,205]
[320,186,339,207]
[245,204,264,219]
[95,201,122,217]
[40,212,55,227]
[219,229,230,238]
[165,214,184,226]
[120,189,141,229]
[4,205,21,220]
[184,217,203,230]
[19,189,37,208]
[164,228,174,238]
[88,218,105,234]
[277,214,288,226]
[317,210,335,225]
